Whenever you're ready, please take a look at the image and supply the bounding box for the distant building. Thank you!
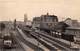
[32,17,41,29]
[64,18,72,26]
[72,20,79,27]
[24,14,28,24]
[65,27,80,39]
[54,21,69,33]
[26,20,32,27]
[64,18,79,27]
[32,13,58,30]
[23,14,32,26]
[16,21,25,26]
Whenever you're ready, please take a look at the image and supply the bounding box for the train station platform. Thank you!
[39,31,80,49]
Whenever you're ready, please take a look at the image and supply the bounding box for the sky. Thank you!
[0,0,80,21]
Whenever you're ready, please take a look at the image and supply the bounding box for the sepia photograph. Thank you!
[0,0,80,51]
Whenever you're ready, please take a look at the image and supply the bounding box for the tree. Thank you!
[0,23,5,31]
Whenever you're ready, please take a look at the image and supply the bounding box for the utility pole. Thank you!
[14,19,16,30]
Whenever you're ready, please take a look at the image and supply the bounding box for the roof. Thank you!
[66,27,80,30]
[33,17,41,21]
[41,14,57,18]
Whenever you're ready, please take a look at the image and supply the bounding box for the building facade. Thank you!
[32,17,41,29]
[64,18,80,27]
[40,13,58,30]
[32,13,58,30]
[64,18,72,26]
[65,27,80,38]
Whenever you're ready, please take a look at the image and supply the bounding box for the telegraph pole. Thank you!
[14,19,16,30]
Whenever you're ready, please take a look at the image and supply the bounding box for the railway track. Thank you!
[21,28,69,51]
[30,32,57,51]
[16,27,44,51]
[17,27,79,51]
[36,32,71,48]
[0,33,25,51]
[31,32,70,51]
[33,31,80,51]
